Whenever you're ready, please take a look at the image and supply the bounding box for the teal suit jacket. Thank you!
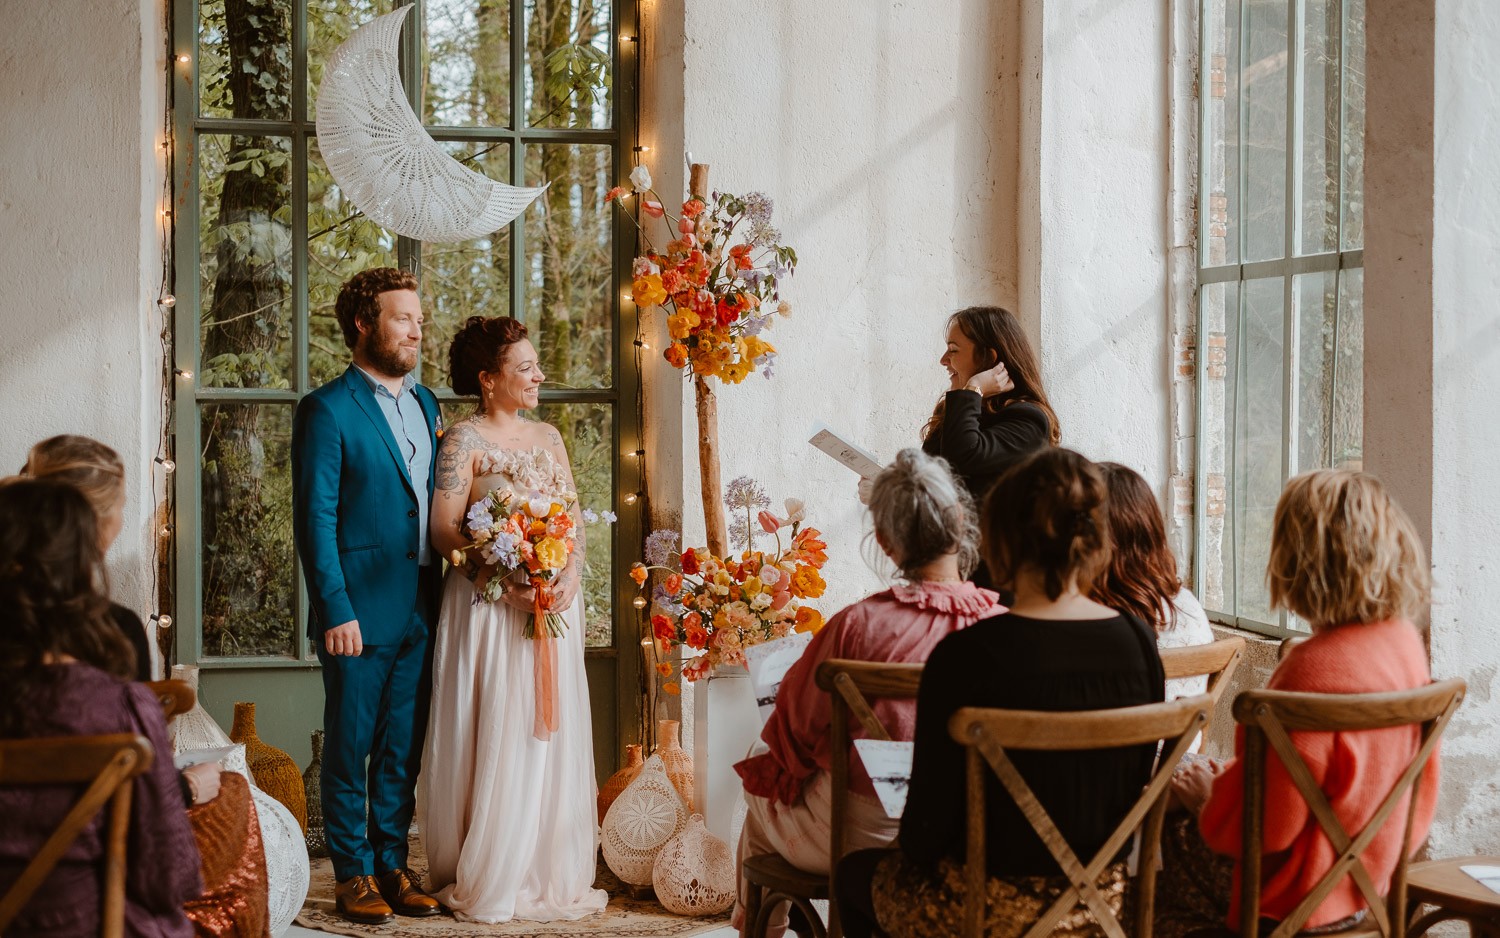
[291,366,441,645]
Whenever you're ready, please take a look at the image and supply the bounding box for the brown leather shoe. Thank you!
[376,867,441,917]
[335,874,395,925]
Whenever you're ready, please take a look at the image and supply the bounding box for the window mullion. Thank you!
[1280,0,1306,631]
[397,0,423,282]
[510,0,526,325]
[1237,0,1250,265]
[291,0,310,658]
[173,0,203,668]
[1336,0,1348,251]
[1232,283,1247,620]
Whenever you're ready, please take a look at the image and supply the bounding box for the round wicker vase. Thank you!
[652,813,736,916]
[598,743,644,823]
[601,754,687,888]
[229,702,309,833]
[654,719,695,812]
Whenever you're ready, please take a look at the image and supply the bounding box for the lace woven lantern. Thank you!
[601,754,687,886]
[169,664,232,755]
[252,785,311,936]
[652,814,736,916]
[315,3,547,242]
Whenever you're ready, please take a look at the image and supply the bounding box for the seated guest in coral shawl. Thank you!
[836,448,1165,938]
[0,479,204,937]
[731,449,1000,937]
[1155,469,1440,938]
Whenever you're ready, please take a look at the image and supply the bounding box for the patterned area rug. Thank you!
[294,838,730,938]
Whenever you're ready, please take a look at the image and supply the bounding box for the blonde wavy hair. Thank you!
[21,435,126,519]
[1268,469,1429,629]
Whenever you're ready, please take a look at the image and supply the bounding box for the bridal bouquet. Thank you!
[449,487,615,638]
[608,164,798,384]
[631,478,828,684]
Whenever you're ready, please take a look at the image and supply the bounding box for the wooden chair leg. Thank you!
[752,893,788,938]
[790,898,828,938]
[1407,907,1470,938]
[742,882,763,938]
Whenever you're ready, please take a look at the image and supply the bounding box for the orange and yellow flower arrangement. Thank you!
[631,477,828,690]
[609,164,798,384]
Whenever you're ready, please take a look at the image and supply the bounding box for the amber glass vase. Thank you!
[598,743,645,823]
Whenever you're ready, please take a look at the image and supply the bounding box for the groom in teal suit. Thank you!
[291,267,443,925]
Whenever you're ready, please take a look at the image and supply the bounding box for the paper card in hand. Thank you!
[745,631,815,724]
[854,738,915,819]
[809,424,884,478]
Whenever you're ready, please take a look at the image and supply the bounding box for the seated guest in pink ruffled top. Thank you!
[731,448,1002,936]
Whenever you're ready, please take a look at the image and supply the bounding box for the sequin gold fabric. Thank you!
[184,771,272,937]
[872,852,1129,938]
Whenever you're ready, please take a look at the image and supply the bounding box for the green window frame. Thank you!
[169,0,643,669]
[1194,0,1365,636]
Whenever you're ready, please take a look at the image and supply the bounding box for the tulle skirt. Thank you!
[418,573,607,923]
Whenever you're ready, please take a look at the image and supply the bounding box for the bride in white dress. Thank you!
[419,318,607,923]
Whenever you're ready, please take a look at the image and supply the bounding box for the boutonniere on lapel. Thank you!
[434,415,445,439]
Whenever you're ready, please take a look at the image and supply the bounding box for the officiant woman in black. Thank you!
[920,306,1059,591]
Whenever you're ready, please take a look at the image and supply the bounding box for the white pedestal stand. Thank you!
[691,665,760,847]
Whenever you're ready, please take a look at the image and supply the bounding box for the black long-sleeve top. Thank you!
[898,611,1165,878]
[923,391,1051,591]
[108,602,153,682]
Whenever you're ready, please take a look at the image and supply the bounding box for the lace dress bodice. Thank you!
[471,446,571,502]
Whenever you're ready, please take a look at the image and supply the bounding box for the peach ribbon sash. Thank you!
[532,585,559,740]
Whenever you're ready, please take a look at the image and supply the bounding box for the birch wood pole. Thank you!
[689,162,729,558]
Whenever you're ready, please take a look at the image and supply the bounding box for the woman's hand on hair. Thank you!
[963,363,1014,398]
[857,476,874,506]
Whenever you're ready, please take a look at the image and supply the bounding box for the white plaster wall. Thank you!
[0,1,167,669]
[1029,0,1172,494]
[1427,0,1500,857]
[652,0,1023,613]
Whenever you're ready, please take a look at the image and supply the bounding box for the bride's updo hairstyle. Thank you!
[983,447,1111,599]
[867,448,980,580]
[448,315,530,397]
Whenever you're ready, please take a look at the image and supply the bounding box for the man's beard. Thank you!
[365,333,417,377]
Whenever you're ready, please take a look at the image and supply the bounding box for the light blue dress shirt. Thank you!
[354,367,433,565]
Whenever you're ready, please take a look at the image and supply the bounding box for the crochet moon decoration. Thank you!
[314,3,547,242]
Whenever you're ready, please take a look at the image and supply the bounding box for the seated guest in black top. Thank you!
[902,307,1059,592]
[22,435,152,681]
[836,447,1165,938]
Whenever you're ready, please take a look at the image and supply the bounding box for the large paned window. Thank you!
[1195,0,1364,634]
[171,0,640,665]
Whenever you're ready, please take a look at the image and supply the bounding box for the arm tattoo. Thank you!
[548,428,563,446]
[435,421,484,496]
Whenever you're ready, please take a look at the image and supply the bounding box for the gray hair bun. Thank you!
[868,448,980,580]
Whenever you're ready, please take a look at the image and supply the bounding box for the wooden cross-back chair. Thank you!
[739,659,924,938]
[0,733,154,938]
[1233,678,1465,938]
[948,694,1213,938]
[144,679,196,721]
[1159,636,1245,743]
